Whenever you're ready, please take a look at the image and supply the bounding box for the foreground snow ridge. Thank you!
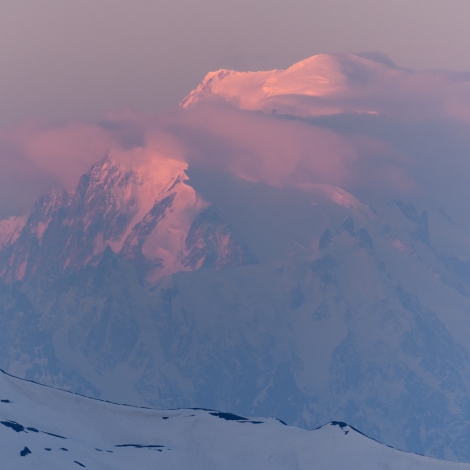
[0,370,468,469]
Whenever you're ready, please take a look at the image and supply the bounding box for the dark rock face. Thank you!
[319,229,333,250]
[119,195,176,276]
[339,218,355,237]
[0,158,140,282]
[394,201,430,246]
[357,228,374,254]
[20,447,31,457]
[182,205,257,270]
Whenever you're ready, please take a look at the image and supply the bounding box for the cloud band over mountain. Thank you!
[1,53,470,226]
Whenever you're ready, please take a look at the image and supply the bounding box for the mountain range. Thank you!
[2,53,470,463]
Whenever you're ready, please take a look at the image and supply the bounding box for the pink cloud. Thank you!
[160,103,417,199]
[4,120,118,189]
[0,119,129,216]
[0,102,421,218]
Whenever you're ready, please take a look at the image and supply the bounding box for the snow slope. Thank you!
[181,54,353,109]
[180,53,470,120]
[0,369,468,470]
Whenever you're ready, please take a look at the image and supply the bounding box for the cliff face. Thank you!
[0,156,255,284]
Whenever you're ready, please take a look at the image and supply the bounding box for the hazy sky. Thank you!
[1,0,470,125]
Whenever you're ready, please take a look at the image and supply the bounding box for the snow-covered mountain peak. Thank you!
[180,53,393,116]
[0,154,256,283]
[261,54,348,97]
[180,67,275,109]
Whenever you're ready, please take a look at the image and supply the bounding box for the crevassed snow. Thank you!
[0,369,468,470]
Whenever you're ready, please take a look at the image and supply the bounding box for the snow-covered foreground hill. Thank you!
[0,370,467,470]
